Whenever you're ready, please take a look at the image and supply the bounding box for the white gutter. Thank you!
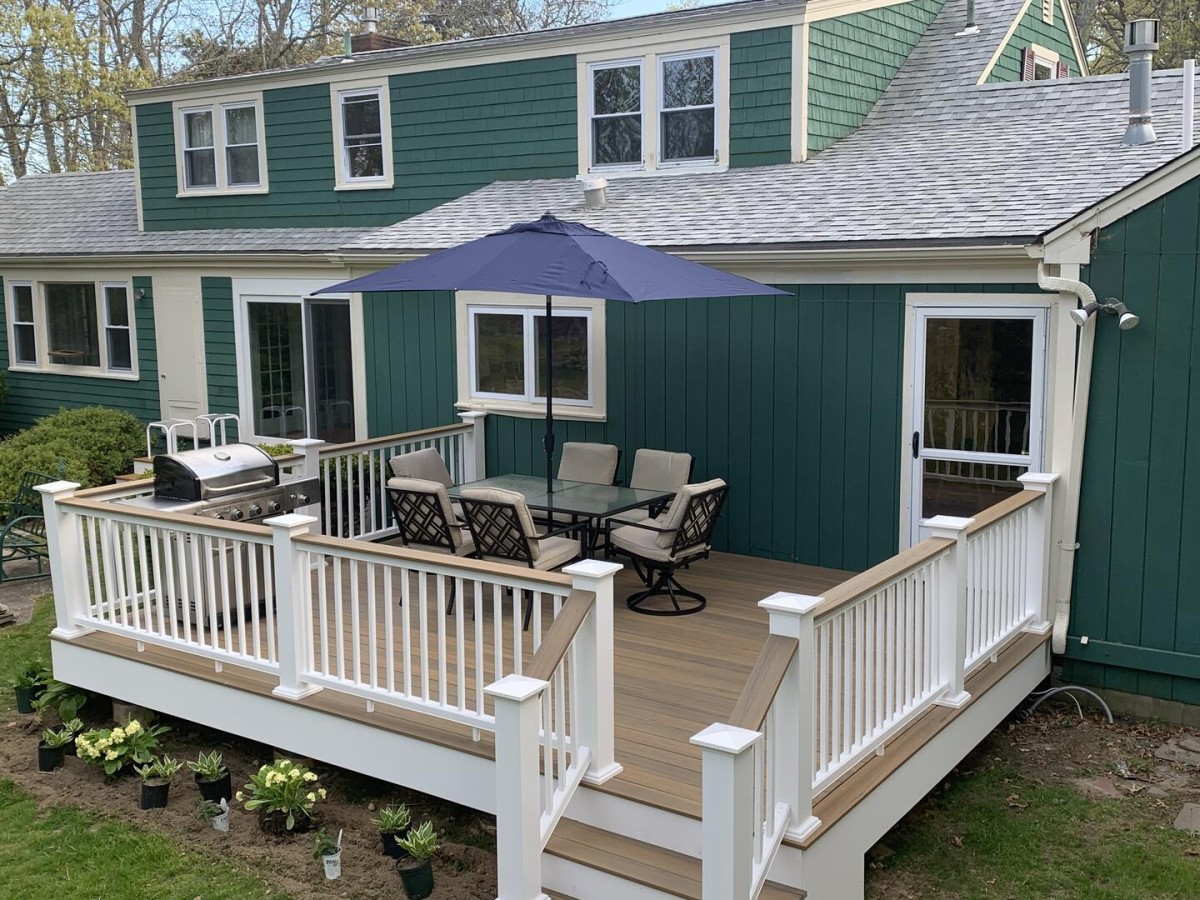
[1037,264,1097,655]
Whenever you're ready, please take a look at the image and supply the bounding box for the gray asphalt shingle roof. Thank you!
[0,170,373,257]
[345,0,1199,253]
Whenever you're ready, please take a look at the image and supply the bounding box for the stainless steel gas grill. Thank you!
[119,444,321,627]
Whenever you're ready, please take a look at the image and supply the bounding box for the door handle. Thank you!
[912,431,920,459]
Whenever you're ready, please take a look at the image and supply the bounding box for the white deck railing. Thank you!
[693,473,1057,899]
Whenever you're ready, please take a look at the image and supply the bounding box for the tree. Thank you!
[1078,0,1200,74]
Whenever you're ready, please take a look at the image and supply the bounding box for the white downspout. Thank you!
[1037,264,1097,654]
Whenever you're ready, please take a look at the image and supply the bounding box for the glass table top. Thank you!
[449,474,672,517]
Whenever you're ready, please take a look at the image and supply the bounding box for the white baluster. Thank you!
[691,723,762,899]
[267,513,322,700]
[1017,473,1058,634]
[927,516,974,708]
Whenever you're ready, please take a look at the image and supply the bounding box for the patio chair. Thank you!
[458,487,583,629]
[385,478,474,616]
[388,447,461,517]
[625,448,694,522]
[556,442,620,485]
[607,478,728,616]
[0,471,55,584]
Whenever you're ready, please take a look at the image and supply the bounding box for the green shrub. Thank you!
[0,407,143,501]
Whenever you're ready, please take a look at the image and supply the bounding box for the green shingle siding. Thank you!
[200,276,240,439]
[364,282,1032,572]
[729,27,792,168]
[137,56,578,231]
[0,275,160,434]
[1062,174,1200,704]
[987,0,1082,82]
[807,0,944,154]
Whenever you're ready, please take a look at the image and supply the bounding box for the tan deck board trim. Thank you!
[812,539,953,618]
[61,495,272,537]
[965,490,1041,535]
[729,635,798,731]
[319,422,472,455]
[794,630,1048,848]
[525,589,595,682]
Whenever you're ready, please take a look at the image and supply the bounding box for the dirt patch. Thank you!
[0,711,498,899]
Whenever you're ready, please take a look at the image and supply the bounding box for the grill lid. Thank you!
[154,443,279,502]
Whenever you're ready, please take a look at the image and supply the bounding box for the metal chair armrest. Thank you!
[536,519,588,540]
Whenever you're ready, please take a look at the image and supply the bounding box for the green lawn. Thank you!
[869,762,1200,899]
[0,596,54,713]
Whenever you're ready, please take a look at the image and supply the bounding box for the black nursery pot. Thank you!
[396,857,434,899]
[37,743,65,772]
[140,780,170,810]
[196,771,232,804]
[14,686,36,714]
[381,828,411,859]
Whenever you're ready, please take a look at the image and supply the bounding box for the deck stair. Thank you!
[544,820,805,899]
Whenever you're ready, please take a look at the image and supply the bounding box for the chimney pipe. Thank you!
[1122,18,1160,146]
[956,0,979,36]
[1184,59,1196,153]
[364,5,378,34]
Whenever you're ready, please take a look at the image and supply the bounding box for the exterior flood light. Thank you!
[1070,301,1099,326]
[1108,301,1140,330]
[1074,298,1141,330]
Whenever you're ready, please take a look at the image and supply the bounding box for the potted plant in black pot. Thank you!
[7,661,49,713]
[188,751,232,804]
[135,755,182,809]
[37,724,74,772]
[373,804,412,859]
[395,821,438,899]
[59,718,84,757]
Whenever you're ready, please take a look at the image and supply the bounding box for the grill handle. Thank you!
[199,475,276,499]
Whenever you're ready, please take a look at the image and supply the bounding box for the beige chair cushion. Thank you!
[459,486,540,560]
[557,442,620,485]
[386,477,468,550]
[388,448,453,488]
[630,449,693,492]
[610,519,705,563]
[532,536,581,570]
[654,478,727,548]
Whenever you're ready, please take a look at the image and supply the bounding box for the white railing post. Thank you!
[691,723,762,900]
[36,481,93,639]
[563,559,623,784]
[759,592,822,842]
[486,674,552,900]
[927,515,974,708]
[1017,473,1058,634]
[459,411,487,482]
[290,438,325,526]
[267,513,321,700]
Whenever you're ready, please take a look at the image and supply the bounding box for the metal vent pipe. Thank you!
[1122,18,1160,146]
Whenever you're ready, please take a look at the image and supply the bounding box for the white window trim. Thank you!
[587,58,646,173]
[173,93,268,197]
[330,81,394,191]
[101,282,134,373]
[5,277,139,380]
[578,36,730,178]
[455,291,607,421]
[657,49,719,168]
[6,281,37,368]
[467,305,594,407]
[1032,43,1060,80]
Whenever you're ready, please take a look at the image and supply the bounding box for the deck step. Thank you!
[545,820,804,899]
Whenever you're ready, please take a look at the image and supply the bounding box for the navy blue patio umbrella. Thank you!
[317,214,790,496]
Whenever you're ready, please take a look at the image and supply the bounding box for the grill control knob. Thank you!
[249,504,263,517]
[211,513,225,520]
[268,500,282,513]
[230,508,244,521]
[295,494,311,505]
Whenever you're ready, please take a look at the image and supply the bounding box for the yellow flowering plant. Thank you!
[75,719,169,776]
[236,759,326,831]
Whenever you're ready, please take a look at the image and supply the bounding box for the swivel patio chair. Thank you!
[556,442,620,485]
[625,448,694,521]
[607,478,728,616]
[458,487,583,630]
[385,478,474,615]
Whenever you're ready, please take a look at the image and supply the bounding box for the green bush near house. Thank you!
[0,407,143,502]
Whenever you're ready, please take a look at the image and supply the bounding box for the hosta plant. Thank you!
[76,720,168,776]
[373,804,411,834]
[398,821,438,860]
[40,725,75,749]
[187,750,228,781]
[134,754,183,784]
[236,758,326,831]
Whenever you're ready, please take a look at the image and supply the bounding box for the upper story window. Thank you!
[1022,44,1066,81]
[6,279,137,377]
[331,82,394,190]
[583,42,726,176]
[174,95,267,195]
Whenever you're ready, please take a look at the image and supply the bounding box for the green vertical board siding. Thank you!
[1061,174,1200,704]
[0,276,159,434]
[137,55,577,231]
[729,27,792,168]
[200,277,240,439]
[807,0,943,154]
[364,282,1039,571]
[986,0,1082,83]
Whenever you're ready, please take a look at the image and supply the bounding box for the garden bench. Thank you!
[0,471,55,583]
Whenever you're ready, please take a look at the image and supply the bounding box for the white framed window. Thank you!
[174,94,268,195]
[7,282,36,367]
[330,82,394,190]
[589,60,644,170]
[4,278,137,377]
[658,50,716,165]
[1026,43,1062,81]
[581,40,727,176]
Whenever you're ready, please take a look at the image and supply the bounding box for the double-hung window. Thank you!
[176,96,266,194]
[469,307,593,407]
[332,84,393,189]
[102,284,133,372]
[8,283,36,366]
[585,45,721,174]
[5,279,136,375]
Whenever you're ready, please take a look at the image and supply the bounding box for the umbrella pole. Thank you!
[543,294,555,498]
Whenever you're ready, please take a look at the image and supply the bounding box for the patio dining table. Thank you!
[447,474,673,558]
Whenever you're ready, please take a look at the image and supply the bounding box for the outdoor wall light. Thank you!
[1070,299,1140,330]
[135,288,147,300]
[1069,300,1099,326]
